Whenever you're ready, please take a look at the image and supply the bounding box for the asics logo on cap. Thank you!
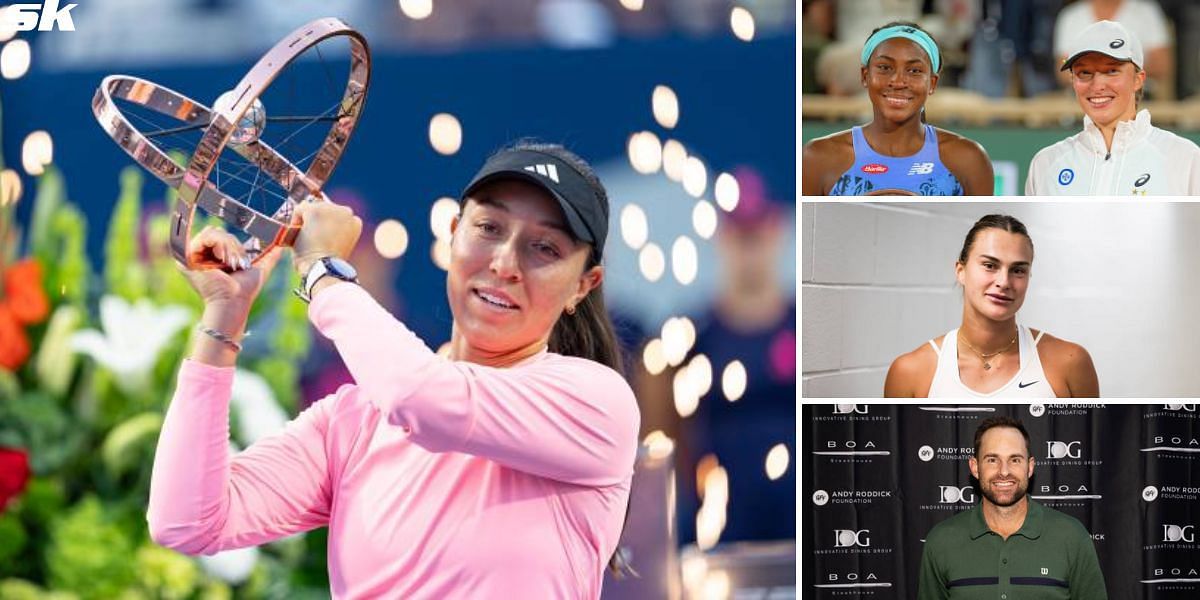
[524,164,560,183]
[1135,173,1151,187]
[1110,39,1125,49]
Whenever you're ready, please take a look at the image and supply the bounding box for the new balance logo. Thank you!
[524,164,560,183]
[908,162,934,176]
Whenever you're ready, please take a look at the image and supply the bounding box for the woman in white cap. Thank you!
[1026,20,1200,195]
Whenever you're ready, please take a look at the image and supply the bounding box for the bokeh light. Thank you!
[652,85,679,129]
[673,365,699,418]
[430,196,459,241]
[638,242,665,282]
[620,203,649,249]
[627,131,663,174]
[662,139,687,182]
[0,169,22,207]
[642,338,667,375]
[730,6,756,42]
[765,443,790,480]
[722,360,747,401]
[373,219,410,259]
[431,238,452,271]
[428,113,462,155]
[399,0,434,20]
[1,38,30,80]
[671,235,698,285]
[682,155,708,197]
[21,130,52,176]
[0,7,18,42]
[692,199,718,239]
[618,0,644,11]
[643,430,675,460]
[686,353,713,397]
[714,171,740,211]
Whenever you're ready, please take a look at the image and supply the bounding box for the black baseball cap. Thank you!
[461,148,609,258]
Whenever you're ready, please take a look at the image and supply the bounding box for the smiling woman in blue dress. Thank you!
[802,21,993,196]
[884,215,1099,398]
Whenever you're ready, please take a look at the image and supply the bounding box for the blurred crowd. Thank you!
[32,0,796,70]
[803,0,1200,101]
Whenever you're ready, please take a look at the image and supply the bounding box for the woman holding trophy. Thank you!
[146,141,640,598]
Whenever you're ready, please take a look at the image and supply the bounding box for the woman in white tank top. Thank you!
[884,215,1099,398]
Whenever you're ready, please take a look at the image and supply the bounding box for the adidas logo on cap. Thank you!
[525,163,560,183]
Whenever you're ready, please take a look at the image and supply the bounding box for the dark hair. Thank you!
[466,140,632,576]
[866,21,941,73]
[973,416,1032,458]
[957,214,1033,264]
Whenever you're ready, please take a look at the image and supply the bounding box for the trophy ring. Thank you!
[92,17,371,268]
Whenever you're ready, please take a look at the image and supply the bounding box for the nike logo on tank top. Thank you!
[830,124,964,196]
[927,325,1056,398]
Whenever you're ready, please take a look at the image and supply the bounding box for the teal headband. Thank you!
[861,25,941,73]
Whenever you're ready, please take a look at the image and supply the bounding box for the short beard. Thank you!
[981,480,1027,507]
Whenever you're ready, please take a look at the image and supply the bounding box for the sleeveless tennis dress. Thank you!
[927,325,1057,398]
[830,124,964,196]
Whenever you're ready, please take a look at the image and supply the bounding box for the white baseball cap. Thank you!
[1060,20,1144,71]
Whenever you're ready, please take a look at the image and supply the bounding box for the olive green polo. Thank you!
[918,499,1107,600]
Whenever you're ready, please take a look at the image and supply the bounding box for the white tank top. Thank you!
[927,325,1057,398]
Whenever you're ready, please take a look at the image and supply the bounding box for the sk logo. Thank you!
[4,0,77,31]
[1058,169,1074,185]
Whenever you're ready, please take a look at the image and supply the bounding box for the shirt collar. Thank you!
[1081,109,1153,153]
[969,498,1044,540]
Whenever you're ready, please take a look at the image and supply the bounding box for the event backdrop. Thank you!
[803,404,1200,600]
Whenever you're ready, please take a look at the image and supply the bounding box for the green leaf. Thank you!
[100,412,162,480]
[34,305,82,398]
[104,167,148,301]
[27,167,65,261]
[46,496,137,599]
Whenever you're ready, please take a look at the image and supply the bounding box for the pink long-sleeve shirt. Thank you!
[148,283,640,598]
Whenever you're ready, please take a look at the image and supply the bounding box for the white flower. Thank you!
[198,545,260,585]
[69,295,191,393]
[230,369,289,445]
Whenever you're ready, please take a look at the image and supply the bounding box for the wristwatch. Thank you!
[295,256,358,303]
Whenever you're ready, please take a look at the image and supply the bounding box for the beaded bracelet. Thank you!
[197,324,248,353]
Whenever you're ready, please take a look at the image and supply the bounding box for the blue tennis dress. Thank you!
[830,125,964,196]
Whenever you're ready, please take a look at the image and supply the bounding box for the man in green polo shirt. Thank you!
[918,416,1107,599]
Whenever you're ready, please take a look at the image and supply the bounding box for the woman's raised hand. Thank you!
[291,201,363,275]
[179,226,283,313]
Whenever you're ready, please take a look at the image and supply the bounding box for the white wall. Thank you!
[801,202,1200,398]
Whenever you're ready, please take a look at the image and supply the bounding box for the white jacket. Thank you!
[1026,109,1200,196]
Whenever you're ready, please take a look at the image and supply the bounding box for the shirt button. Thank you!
[1002,558,1007,564]
[1002,595,1007,600]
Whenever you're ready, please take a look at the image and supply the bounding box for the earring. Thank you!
[565,305,576,315]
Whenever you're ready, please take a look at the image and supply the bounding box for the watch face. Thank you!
[324,257,358,280]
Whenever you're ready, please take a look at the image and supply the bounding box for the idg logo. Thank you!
[3,1,77,31]
[1163,525,1195,543]
[1163,405,1197,411]
[1046,441,1082,459]
[833,404,869,414]
[834,529,871,547]
[939,486,975,504]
